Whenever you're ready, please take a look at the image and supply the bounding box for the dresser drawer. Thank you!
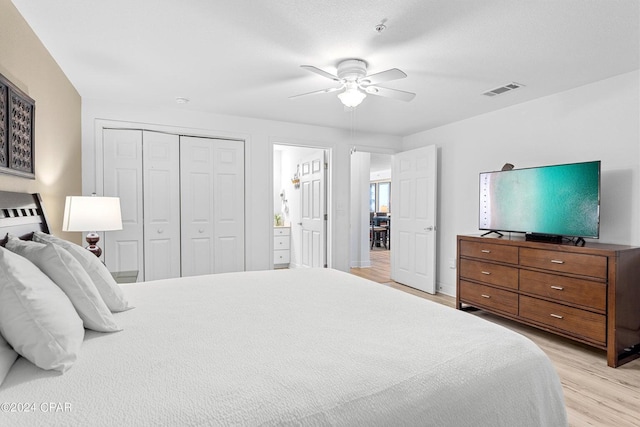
[459,280,518,316]
[274,250,290,264]
[274,235,290,250]
[274,227,291,236]
[519,295,606,344]
[459,259,518,290]
[459,240,518,264]
[520,270,606,312]
[520,248,606,279]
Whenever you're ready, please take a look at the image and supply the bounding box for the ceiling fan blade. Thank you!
[300,65,340,82]
[360,68,407,86]
[364,86,416,102]
[289,86,342,99]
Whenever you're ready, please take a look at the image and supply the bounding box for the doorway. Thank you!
[273,144,329,269]
[350,151,392,282]
[350,145,438,293]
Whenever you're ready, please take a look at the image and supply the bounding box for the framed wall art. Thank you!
[0,72,35,179]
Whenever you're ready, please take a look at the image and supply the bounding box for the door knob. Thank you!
[198,228,204,233]
[424,226,434,231]
[157,229,164,234]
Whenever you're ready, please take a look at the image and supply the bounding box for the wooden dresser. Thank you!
[456,234,640,367]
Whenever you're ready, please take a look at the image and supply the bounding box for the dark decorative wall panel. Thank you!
[0,73,35,179]
[0,83,7,168]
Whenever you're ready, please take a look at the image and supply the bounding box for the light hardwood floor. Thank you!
[350,249,640,427]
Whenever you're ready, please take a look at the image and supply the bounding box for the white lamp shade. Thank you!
[338,88,366,108]
[62,196,123,232]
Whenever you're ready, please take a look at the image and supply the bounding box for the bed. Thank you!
[0,190,567,426]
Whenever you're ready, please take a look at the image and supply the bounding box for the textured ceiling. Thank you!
[11,0,640,136]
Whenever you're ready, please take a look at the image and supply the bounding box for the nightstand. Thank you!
[274,226,290,268]
[111,270,139,284]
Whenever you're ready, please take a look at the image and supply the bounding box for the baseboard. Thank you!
[437,282,456,297]
[350,261,372,268]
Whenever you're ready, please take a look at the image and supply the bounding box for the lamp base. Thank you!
[85,232,102,258]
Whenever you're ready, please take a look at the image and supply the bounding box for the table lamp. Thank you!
[62,194,123,257]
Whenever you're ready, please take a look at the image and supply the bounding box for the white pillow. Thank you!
[33,231,133,312]
[0,247,84,372]
[0,334,18,386]
[5,237,121,333]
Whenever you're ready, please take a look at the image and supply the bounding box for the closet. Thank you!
[102,129,244,281]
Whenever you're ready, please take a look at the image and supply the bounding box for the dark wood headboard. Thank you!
[0,190,50,246]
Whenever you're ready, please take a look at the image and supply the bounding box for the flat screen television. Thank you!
[479,160,600,242]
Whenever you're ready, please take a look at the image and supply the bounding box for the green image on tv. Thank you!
[480,161,600,237]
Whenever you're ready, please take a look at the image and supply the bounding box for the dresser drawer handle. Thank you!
[481,271,491,275]
[480,249,491,253]
[550,259,565,264]
[550,285,564,291]
[481,294,491,299]
[550,313,564,319]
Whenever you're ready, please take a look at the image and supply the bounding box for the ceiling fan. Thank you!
[290,59,416,108]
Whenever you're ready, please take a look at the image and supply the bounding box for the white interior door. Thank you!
[180,136,245,276]
[299,149,326,268]
[103,129,144,279]
[180,136,215,277]
[143,131,180,281]
[391,145,437,293]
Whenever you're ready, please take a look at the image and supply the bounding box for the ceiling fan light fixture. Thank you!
[292,58,415,106]
[338,84,366,108]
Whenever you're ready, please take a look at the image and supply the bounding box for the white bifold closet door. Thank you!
[142,132,181,281]
[180,136,245,276]
[103,129,244,281]
[103,129,145,277]
[103,129,180,281]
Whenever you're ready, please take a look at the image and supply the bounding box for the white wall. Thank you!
[82,99,402,273]
[403,70,640,296]
[350,151,371,268]
[370,169,391,181]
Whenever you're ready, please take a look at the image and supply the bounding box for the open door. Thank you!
[299,149,326,268]
[391,145,437,293]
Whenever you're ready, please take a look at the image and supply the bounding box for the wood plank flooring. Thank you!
[350,249,640,427]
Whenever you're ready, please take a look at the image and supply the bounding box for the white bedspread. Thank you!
[0,268,567,426]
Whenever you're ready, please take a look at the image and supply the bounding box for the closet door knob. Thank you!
[198,228,204,233]
[157,229,164,234]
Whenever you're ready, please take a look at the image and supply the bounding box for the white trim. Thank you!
[350,261,372,268]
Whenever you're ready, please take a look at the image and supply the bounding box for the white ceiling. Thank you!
[12,0,639,137]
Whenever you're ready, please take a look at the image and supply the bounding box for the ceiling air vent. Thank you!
[482,82,525,97]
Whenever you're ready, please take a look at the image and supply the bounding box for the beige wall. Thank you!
[0,0,82,243]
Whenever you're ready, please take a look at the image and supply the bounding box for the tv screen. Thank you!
[479,161,600,238]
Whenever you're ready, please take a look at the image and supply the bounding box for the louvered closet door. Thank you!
[103,129,144,278]
[142,131,181,281]
[180,136,245,276]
